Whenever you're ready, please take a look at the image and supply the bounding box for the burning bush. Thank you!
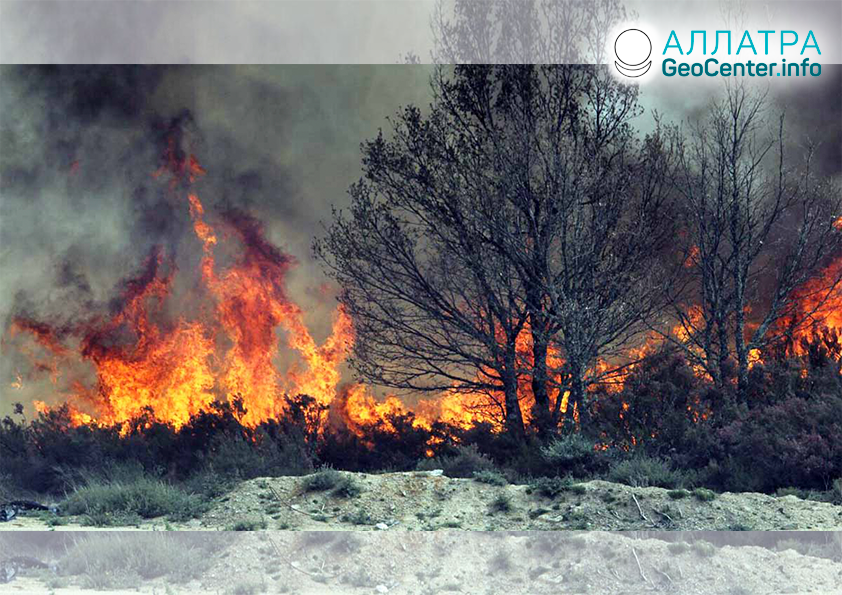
[591,348,714,455]
[4,337,842,501]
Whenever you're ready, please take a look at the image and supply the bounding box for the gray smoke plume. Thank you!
[0,65,838,413]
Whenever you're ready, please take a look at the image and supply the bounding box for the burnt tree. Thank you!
[316,66,675,438]
[667,84,842,400]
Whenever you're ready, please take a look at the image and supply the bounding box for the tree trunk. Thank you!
[717,313,730,390]
[566,365,589,427]
[734,301,749,402]
[502,342,525,440]
[529,321,554,437]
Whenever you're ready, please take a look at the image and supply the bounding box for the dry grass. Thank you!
[59,533,220,589]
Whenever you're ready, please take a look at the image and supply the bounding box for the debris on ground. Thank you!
[0,500,56,523]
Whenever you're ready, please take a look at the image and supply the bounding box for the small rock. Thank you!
[375,586,389,594]
[375,522,389,530]
[428,469,444,477]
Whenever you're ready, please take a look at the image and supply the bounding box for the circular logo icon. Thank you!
[614,29,652,78]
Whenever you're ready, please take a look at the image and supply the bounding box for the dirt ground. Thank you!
[3,471,842,593]
[9,470,841,532]
[2,530,842,594]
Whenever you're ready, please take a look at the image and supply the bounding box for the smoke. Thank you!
[0,65,433,410]
[639,66,841,179]
[773,66,842,179]
[1,65,839,413]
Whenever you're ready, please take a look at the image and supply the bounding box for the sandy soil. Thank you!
[3,471,842,593]
[195,472,842,532]
[4,471,842,532]
[2,530,841,594]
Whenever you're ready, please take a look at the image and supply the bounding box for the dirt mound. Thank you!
[3,471,842,532]
[198,471,842,532]
[2,530,842,594]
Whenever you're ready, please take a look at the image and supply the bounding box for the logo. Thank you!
[614,29,652,78]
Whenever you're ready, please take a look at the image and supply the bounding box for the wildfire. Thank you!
[777,253,842,358]
[8,134,842,443]
[8,138,361,431]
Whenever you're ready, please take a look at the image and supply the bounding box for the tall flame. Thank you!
[9,137,842,441]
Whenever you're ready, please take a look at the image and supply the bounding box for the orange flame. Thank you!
[12,137,842,444]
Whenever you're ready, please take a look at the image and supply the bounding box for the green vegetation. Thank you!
[490,493,513,513]
[473,470,508,486]
[693,487,717,502]
[302,468,362,498]
[526,476,585,499]
[607,455,694,489]
[226,517,268,531]
[61,476,208,525]
[58,533,217,589]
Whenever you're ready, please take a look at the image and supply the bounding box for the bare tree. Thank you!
[479,67,677,430]
[315,67,532,437]
[666,84,842,400]
[316,66,676,438]
[417,0,627,64]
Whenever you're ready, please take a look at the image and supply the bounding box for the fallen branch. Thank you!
[630,493,652,525]
[268,485,336,519]
[652,507,675,525]
[267,534,339,580]
[652,566,674,585]
[630,546,653,587]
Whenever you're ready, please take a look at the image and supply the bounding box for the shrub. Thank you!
[302,468,343,492]
[182,470,235,500]
[691,541,716,558]
[332,475,363,498]
[714,366,842,492]
[490,493,513,513]
[418,444,496,478]
[341,508,377,526]
[229,580,268,595]
[61,476,208,524]
[607,455,694,489]
[591,351,710,455]
[473,470,508,486]
[527,476,582,499]
[692,487,717,502]
[226,517,268,531]
[201,430,313,481]
[540,434,608,478]
[831,478,842,504]
[59,533,217,588]
[667,489,690,500]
